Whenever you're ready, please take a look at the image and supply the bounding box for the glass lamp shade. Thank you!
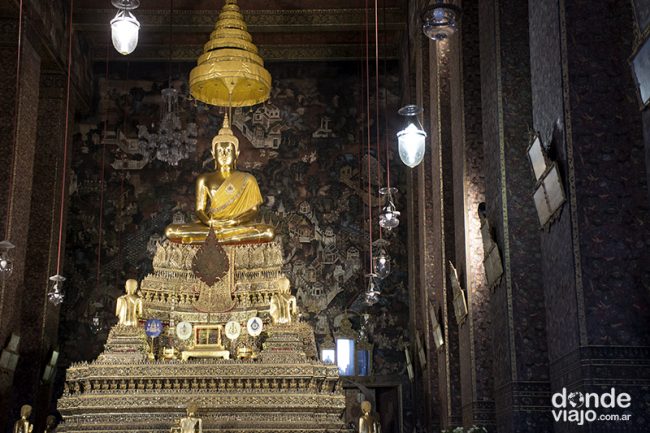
[47,274,66,306]
[111,10,140,55]
[422,3,462,41]
[0,240,15,277]
[397,124,427,167]
[90,313,104,334]
[364,274,381,306]
[0,256,13,276]
[397,105,427,168]
[379,187,400,230]
[379,205,400,229]
[373,249,391,279]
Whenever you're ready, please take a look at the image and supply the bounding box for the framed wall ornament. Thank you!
[527,133,566,228]
[478,202,504,291]
[448,262,468,326]
[428,304,444,350]
[630,34,650,108]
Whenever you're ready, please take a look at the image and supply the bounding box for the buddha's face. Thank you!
[213,142,238,169]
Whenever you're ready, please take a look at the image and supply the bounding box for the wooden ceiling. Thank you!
[74,0,406,62]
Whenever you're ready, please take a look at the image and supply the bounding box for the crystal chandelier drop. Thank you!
[373,240,391,279]
[138,87,198,166]
[110,0,141,55]
[47,274,66,306]
[364,273,381,306]
[422,2,462,41]
[379,187,400,230]
[0,240,15,278]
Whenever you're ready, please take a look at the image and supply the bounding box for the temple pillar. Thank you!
[406,0,463,429]
[0,17,42,428]
[448,0,496,429]
[478,0,552,431]
[12,72,68,430]
[405,2,436,430]
[530,0,650,431]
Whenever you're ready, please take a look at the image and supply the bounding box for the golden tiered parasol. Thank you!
[190,0,271,107]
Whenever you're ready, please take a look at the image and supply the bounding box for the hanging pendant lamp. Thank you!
[110,0,141,55]
[396,105,427,168]
[422,2,462,41]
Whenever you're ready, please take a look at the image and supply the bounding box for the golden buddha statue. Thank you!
[179,404,202,433]
[359,400,381,433]
[115,279,143,327]
[165,114,275,245]
[14,405,33,433]
[269,277,297,324]
[44,415,56,433]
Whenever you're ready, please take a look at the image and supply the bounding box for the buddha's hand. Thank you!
[208,219,238,229]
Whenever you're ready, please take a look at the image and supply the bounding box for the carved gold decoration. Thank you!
[58,229,347,432]
[142,240,286,320]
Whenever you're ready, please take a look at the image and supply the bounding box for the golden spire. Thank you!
[190,0,271,107]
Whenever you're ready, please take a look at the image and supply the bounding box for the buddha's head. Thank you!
[212,113,239,170]
[276,276,291,294]
[20,404,32,418]
[125,279,138,295]
[361,400,371,415]
[187,403,198,417]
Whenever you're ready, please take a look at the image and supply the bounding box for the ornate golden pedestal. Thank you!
[57,241,348,432]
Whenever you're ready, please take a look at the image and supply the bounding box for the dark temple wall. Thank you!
[0,0,93,430]
[530,0,650,432]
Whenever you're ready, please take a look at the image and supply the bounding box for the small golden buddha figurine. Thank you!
[179,404,202,433]
[115,279,143,327]
[44,415,56,433]
[359,400,381,433]
[13,405,33,433]
[165,114,275,245]
[269,277,297,324]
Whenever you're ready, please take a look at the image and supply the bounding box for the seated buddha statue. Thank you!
[165,114,275,245]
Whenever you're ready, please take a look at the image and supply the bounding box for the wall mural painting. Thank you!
[60,61,410,382]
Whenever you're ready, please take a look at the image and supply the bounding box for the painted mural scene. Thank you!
[0,1,649,433]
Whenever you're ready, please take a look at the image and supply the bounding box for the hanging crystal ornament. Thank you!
[422,2,462,41]
[47,274,66,306]
[364,273,381,306]
[189,0,271,107]
[0,240,15,278]
[372,239,391,279]
[379,187,400,230]
[138,88,198,166]
[110,0,141,55]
